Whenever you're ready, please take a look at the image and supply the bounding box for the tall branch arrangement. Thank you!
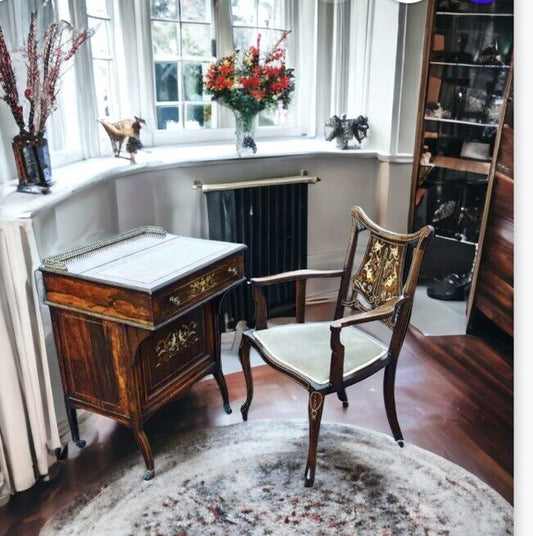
[204,30,295,117]
[0,12,94,138]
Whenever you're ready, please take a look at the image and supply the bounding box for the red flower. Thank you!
[213,75,233,91]
[269,76,290,93]
[219,64,234,76]
[262,66,281,78]
[241,75,261,88]
[24,88,32,99]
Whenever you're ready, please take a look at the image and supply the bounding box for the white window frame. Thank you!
[150,0,315,146]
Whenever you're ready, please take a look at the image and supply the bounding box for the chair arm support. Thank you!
[328,297,408,389]
[251,269,343,329]
[250,269,344,287]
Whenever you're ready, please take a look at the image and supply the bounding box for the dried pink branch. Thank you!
[0,11,93,139]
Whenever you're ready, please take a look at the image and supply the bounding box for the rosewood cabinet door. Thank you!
[139,305,215,412]
[53,310,130,419]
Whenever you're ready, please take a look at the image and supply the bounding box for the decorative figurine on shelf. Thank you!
[418,144,435,186]
[98,116,145,163]
[474,41,503,66]
[420,145,433,166]
[324,114,369,150]
[425,101,451,119]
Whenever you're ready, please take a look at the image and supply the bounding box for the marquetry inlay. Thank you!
[155,322,199,367]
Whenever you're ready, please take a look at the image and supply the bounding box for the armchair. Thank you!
[238,206,434,486]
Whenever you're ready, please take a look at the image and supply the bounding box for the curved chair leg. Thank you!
[304,390,325,487]
[132,426,155,480]
[213,370,232,414]
[337,387,349,408]
[239,335,254,421]
[383,363,404,447]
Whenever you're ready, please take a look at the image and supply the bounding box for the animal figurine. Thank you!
[324,114,369,149]
[98,116,145,162]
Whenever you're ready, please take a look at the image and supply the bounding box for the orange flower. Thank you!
[250,89,266,101]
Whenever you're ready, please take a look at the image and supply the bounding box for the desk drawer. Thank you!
[154,254,243,322]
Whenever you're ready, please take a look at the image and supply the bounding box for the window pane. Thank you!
[182,23,211,57]
[152,21,180,56]
[233,27,256,50]
[157,106,181,129]
[186,104,211,128]
[89,20,111,58]
[183,62,210,101]
[259,105,288,126]
[86,0,109,18]
[258,1,283,29]
[232,0,256,26]
[180,0,210,23]
[155,62,179,101]
[93,60,113,118]
[151,0,178,20]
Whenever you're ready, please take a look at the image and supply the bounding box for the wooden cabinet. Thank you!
[409,0,513,284]
[41,227,246,479]
[467,70,513,336]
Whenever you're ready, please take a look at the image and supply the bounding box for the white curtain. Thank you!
[0,220,62,502]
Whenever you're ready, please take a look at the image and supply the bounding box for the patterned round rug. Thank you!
[40,420,512,536]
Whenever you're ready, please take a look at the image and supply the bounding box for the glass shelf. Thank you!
[424,116,498,128]
[425,156,491,175]
[429,61,510,69]
[435,12,513,17]
[434,233,477,246]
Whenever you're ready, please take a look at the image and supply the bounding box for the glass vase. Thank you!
[12,133,53,194]
[234,110,258,157]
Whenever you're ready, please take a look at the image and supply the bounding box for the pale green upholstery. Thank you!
[250,322,388,386]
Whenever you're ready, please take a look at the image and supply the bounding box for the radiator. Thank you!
[198,174,319,329]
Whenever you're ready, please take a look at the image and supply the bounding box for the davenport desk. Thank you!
[40,226,245,480]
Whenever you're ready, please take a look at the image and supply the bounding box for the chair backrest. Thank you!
[334,206,434,329]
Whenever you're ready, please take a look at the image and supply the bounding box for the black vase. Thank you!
[12,133,53,194]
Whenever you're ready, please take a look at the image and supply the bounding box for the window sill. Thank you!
[0,137,413,221]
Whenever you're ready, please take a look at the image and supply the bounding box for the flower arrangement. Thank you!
[205,30,295,155]
[0,12,94,139]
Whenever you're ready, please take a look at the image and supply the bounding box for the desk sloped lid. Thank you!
[40,226,245,291]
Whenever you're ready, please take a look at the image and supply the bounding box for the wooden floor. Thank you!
[0,307,513,536]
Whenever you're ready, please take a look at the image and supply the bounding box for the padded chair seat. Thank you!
[250,322,388,386]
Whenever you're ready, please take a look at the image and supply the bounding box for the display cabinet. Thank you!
[409,0,513,291]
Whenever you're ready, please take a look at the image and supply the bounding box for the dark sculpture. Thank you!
[325,114,369,150]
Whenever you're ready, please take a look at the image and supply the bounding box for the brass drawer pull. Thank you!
[168,295,181,306]
[227,266,238,276]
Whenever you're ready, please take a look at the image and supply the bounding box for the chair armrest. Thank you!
[250,269,344,287]
[330,298,400,330]
[251,269,344,329]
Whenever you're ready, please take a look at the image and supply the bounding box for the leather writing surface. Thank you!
[43,231,245,291]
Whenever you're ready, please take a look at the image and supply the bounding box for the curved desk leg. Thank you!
[65,395,86,448]
[132,426,154,480]
[214,371,232,414]
[211,295,232,414]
